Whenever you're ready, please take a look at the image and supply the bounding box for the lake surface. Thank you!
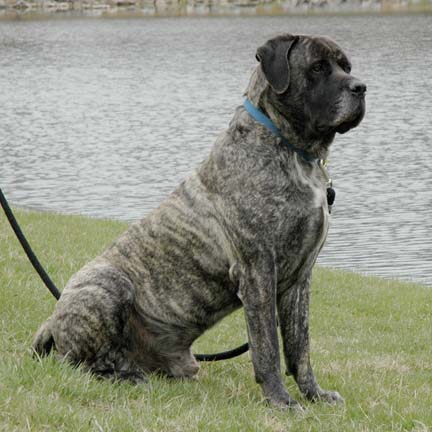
[0,14,431,286]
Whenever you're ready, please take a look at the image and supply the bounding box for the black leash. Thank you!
[0,187,249,362]
[0,188,61,301]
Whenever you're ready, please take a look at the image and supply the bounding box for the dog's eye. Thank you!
[311,61,328,73]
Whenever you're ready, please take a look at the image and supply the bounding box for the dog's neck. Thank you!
[245,67,332,161]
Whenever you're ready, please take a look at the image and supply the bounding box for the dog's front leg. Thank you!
[237,262,300,409]
[277,273,344,404]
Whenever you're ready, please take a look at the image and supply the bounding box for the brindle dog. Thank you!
[33,33,366,408]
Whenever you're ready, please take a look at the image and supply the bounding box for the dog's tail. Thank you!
[32,319,56,356]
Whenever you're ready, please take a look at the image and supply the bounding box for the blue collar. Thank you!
[243,99,318,163]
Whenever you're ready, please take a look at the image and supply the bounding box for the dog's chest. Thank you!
[274,171,330,279]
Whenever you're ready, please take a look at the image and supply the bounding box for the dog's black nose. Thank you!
[349,80,367,97]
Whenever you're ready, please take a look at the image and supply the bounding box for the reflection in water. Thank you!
[0,15,431,285]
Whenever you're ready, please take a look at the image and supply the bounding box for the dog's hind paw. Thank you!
[117,370,148,385]
[93,368,148,385]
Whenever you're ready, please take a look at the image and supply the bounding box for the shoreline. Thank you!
[1,0,432,18]
[2,204,430,288]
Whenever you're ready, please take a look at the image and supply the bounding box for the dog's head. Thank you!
[252,34,366,150]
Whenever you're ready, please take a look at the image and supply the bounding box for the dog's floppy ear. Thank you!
[256,34,298,94]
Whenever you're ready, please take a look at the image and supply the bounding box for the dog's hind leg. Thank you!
[33,318,55,356]
[34,260,148,383]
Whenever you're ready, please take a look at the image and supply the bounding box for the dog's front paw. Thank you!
[306,388,344,405]
[264,389,303,411]
[317,389,344,405]
[268,395,304,411]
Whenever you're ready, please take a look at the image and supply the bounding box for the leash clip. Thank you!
[318,159,333,188]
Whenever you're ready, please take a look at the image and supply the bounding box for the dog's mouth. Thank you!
[333,98,366,135]
[313,97,365,137]
[335,114,363,134]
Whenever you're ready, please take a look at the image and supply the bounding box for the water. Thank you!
[0,14,431,286]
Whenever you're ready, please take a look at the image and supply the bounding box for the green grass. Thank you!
[0,208,431,431]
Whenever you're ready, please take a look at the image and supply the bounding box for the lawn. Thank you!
[0,208,431,431]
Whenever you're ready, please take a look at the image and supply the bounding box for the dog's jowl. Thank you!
[33,33,366,408]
